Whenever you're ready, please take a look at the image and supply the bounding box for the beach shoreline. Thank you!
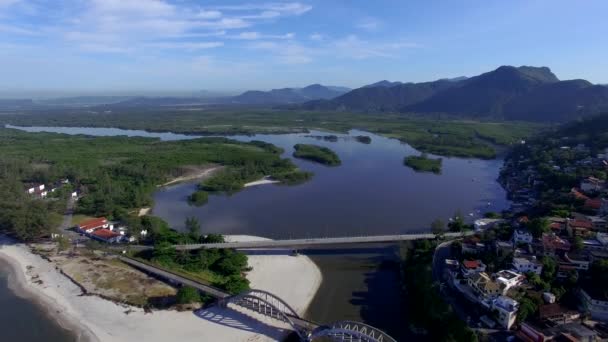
[0,235,322,342]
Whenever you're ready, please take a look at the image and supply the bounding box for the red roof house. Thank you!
[77,217,108,233]
[91,228,121,243]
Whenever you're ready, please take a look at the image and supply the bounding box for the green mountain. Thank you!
[405,66,559,116]
[299,66,608,122]
[301,79,456,112]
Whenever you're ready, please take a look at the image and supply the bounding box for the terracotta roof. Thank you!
[569,219,593,229]
[91,228,120,240]
[550,222,564,230]
[584,198,602,210]
[542,234,571,251]
[79,217,108,230]
[571,188,590,200]
[463,260,482,269]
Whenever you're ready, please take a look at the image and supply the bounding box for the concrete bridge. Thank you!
[119,256,397,342]
[129,231,471,251]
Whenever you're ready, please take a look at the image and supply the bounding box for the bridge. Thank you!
[119,256,397,342]
[129,231,472,251]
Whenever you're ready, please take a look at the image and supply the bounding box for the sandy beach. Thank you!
[243,177,280,188]
[0,236,322,342]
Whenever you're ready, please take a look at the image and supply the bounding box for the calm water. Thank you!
[8,124,508,237]
[7,124,510,339]
[0,261,76,342]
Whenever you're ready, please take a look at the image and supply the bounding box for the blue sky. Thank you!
[1,0,607,95]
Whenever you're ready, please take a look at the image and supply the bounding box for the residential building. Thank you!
[492,296,519,330]
[580,176,605,193]
[567,218,594,237]
[495,240,514,257]
[77,217,109,234]
[561,252,590,271]
[461,259,486,277]
[514,229,534,244]
[468,272,501,299]
[538,303,581,325]
[579,288,608,322]
[495,270,524,294]
[90,228,122,243]
[513,255,543,275]
[584,198,602,211]
[461,236,486,255]
[542,233,571,256]
[474,218,503,231]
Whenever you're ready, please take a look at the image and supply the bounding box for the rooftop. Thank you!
[462,260,483,269]
[78,217,108,230]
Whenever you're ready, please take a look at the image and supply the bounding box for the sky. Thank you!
[1,0,607,96]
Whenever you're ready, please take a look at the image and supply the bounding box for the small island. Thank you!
[188,190,209,206]
[404,154,442,174]
[355,135,372,144]
[293,144,341,166]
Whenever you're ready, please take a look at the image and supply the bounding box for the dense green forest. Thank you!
[293,144,341,166]
[0,127,306,240]
[403,154,442,174]
[0,109,540,159]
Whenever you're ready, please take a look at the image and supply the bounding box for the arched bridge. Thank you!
[119,256,397,342]
[223,289,397,342]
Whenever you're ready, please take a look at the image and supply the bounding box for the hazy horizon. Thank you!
[1,0,607,96]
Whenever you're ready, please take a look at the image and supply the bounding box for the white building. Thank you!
[492,296,519,330]
[513,256,543,275]
[495,270,525,294]
[513,230,533,244]
[579,289,608,322]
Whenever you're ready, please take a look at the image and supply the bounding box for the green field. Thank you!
[0,109,543,159]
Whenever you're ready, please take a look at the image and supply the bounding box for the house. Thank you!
[461,259,486,277]
[26,184,45,194]
[567,218,594,237]
[461,236,486,255]
[561,252,590,271]
[538,303,581,325]
[579,288,608,322]
[518,322,598,342]
[495,240,514,257]
[468,272,501,299]
[492,296,519,330]
[90,228,122,243]
[584,198,602,211]
[474,218,504,231]
[571,187,590,201]
[587,216,608,231]
[513,255,543,275]
[580,177,605,193]
[548,217,567,233]
[514,229,534,244]
[542,233,571,256]
[495,270,525,294]
[77,217,109,234]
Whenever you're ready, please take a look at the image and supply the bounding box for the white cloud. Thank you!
[0,23,37,35]
[309,33,325,41]
[213,2,312,16]
[231,31,294,40]
[197,10,222,19]
[332,35,417,59]
[146,41,224,50]
[249,40,313,64]
[357,17,382,31]
[0,0,20,8]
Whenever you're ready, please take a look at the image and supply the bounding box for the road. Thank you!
[118,256,230,299]
[127,231,474,251]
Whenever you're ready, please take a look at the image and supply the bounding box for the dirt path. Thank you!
[160,165,223,187]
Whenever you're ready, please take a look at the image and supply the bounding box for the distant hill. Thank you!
[298,66,608,122]
[301,80,457,112]
[227,84,350,104]
[0,99,34,110]
[362,80,403,88]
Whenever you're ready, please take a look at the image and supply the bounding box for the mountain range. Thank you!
[226,84,351,105]
[300,66,608,122]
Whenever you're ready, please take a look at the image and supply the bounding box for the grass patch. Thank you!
[293,144,341,166]
[404,154,442,174]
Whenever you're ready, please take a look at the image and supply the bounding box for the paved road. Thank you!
[127,232,474,251]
